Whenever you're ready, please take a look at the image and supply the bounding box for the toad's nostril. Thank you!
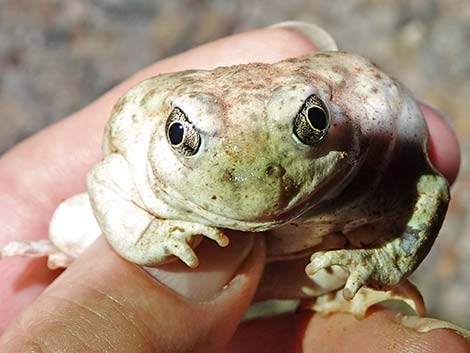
[266,164,286,178]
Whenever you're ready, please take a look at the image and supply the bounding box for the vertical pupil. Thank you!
[307,107,328,130]
[169,122,184,145]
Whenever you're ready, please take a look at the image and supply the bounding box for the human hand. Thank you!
[0,23,467,352]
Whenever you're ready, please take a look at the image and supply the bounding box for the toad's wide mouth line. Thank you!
[161,188,331,233]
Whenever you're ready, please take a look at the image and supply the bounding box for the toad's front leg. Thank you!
[88,153,229,268]
[306,174,449,300]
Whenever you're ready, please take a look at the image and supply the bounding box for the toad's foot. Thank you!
[0,239,73,269]
[306,246,405,300]
[88,153,229,268]
[307,174,449,300]
[303,280,425,318]
[143,220,230,268]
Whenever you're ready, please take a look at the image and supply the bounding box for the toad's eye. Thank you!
[293,94,330,145]
[166,107,201,156]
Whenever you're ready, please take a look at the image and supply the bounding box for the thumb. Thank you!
[0,233,265,353]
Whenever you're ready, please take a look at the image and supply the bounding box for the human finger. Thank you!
[228,309,469,353]
[0,235,266,352]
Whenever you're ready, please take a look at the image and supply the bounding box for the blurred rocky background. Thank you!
[0,0,469,327]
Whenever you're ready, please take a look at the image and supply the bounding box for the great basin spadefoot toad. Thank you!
[1,48,450,315]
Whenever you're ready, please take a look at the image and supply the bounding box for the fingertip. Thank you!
[232,309,470,353]
[304,309,470,353]
[420,103,461,185]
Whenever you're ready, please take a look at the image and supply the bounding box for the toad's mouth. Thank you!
[185,158,355,230]
[151,148,356,231]
[170,173,352,233]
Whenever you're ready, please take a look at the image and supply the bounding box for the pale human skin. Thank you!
[0,25,467,352]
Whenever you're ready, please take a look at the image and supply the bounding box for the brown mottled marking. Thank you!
[222,168,234,182]
[332,65,349,76]
[140,87,158,106]
[112,95,129,114]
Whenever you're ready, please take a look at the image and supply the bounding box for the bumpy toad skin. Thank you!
[89,51,449,298]
[1,51,449,305]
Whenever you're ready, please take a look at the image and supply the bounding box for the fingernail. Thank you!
[269,21,338,51]
[145,232,255,301]
[418,100,461,184]
[396,313,470,340]
[419,101,455,131]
